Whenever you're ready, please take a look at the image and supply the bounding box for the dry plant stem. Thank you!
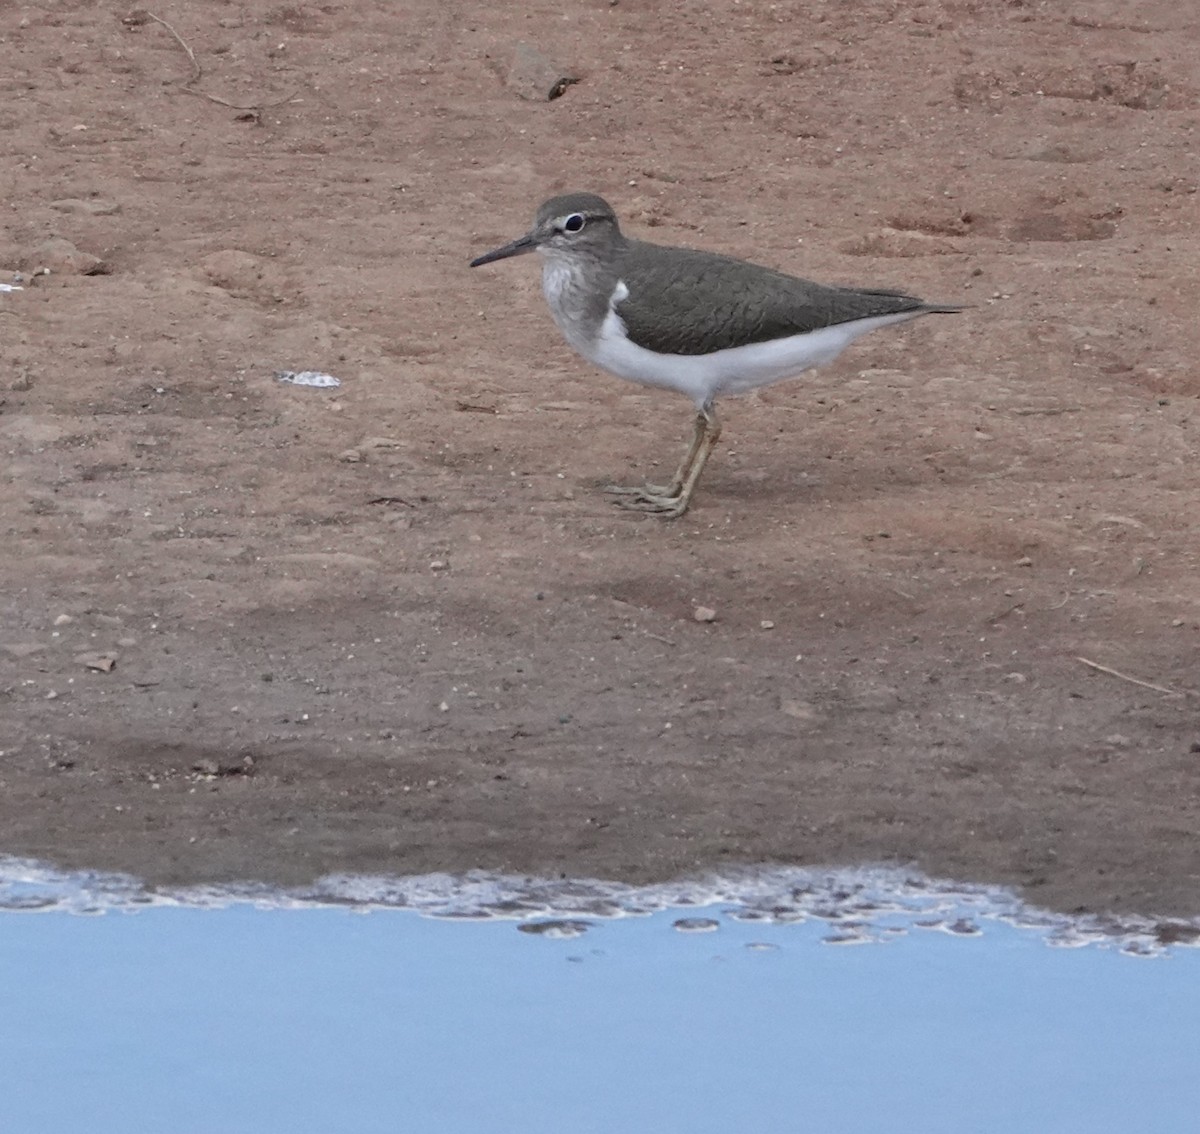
[1075,656,1198,698]
[145,11,297,110]
[144,11,200,83]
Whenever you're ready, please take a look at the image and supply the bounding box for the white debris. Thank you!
[276,370,340,388]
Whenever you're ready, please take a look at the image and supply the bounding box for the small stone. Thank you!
[672,917,720,933]
[194,754,253,777]
[438,701,450,712]
[75,651,117,672]
[760,620,775,630]
[1015,556,1033,567]
[53,614,73,626]
[430,559,448,571]
[338,448,362,463]
[693,606,717,623]
[505,42,580,101]
[517,919,591,938]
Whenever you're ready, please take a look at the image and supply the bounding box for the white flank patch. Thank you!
[583,280,923,406]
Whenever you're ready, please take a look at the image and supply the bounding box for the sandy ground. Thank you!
[1,0,1198,918]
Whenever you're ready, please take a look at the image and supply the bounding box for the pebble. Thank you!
[672,917,720,933]
[192,755,254,777]
[505,42,580,101]
[693,606,717,623]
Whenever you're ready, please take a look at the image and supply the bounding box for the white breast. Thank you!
[540,258,596,356]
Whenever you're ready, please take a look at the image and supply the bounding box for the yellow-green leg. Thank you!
[606,406,721,518]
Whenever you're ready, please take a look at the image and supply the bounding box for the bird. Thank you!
[469,192,963,518]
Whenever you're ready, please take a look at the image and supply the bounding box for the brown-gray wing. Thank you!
[614,242,934,357]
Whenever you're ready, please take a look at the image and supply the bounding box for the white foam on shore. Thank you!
[0,856,1195,956]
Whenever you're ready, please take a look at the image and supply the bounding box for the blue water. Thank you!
[3,899,1196,1134]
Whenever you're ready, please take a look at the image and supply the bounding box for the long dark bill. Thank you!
[469,232,538,268]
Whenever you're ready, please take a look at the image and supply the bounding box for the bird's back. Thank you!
[614,239,951,356]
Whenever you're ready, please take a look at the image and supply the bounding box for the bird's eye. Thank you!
[562,213,586,233]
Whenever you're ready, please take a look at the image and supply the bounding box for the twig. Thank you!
[144,11,201,84]
[366,496,416,508]
[987,602,1025,625]
[1075,656,1197,698]
[642,631,677,647]
[144,10,298,110]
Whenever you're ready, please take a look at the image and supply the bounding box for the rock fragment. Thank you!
[29,237,108,275]
[505,42,579,101]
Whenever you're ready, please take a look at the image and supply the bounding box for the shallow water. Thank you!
[3,861,1196,1134]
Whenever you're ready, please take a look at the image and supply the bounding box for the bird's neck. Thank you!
[539,247,622,349]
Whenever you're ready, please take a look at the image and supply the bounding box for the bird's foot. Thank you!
[605,486,690,518]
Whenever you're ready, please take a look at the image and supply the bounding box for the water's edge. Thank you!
[2,856,1196,955]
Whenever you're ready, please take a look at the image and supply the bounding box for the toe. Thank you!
[612,493,688,516]
[605,482,673,497]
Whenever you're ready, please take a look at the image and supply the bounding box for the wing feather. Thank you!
[614,241,942,356]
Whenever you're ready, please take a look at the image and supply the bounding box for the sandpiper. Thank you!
[470,192,962,518]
